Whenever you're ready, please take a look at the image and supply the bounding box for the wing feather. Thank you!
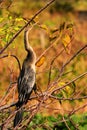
[18,66,35,104]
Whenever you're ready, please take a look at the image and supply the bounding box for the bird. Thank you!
[14,26,36,127]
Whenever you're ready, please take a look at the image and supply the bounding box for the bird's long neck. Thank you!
[24,28,36,64]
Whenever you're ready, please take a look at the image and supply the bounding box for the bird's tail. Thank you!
[14,108,23,128]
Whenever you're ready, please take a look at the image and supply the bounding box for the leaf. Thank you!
[6,34,9,42]
[62,34,71,54]
[40,24,48,31]
[58,82,75,98]
[58,82,67,98]
[0,28,3,32]
[15,17,23,22]
[62,34,70,47]
[36,56,45,67]
[14,27,20,31]
[0,18,4,23]
[8,16,12,20]
[0,18,4,22]
[14,26,22,31]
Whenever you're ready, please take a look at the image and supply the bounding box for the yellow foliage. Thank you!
[36,56,45,67]
[62,34,70,47]
[40,24,48,31]
[62,34,71,54]
[58,82,75,98]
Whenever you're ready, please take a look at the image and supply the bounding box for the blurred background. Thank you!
[0,0,87,116]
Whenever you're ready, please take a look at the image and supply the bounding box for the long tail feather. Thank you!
[14,108,23,127]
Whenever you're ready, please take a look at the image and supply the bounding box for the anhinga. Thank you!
[14,27,36,127]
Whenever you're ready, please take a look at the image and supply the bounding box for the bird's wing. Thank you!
[18,67,35,103]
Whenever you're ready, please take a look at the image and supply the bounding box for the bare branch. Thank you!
[69,103,87,116]
[0,102,17,111]
[62,117,71,130]
[36,35,61,64]
[47,49,64,86]
[51,71,87,94]
[57,44,87,79]
[0,54,21,71]
[0,82,17,104]
[63,44,87,69]
[49,94,87,101]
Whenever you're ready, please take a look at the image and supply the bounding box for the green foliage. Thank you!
[0,9,24,49]
[28,113,46,129]
[26,113,87,130]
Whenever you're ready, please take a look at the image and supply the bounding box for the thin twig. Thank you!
[49,95,87,101]
[0,82,17,104]
[69,118,80,130]
[62,116,71,130]
[57,44,87,79]
[0,102,17,111]
[63,44,87,69]
[47,49,64,86]
[0,54,21,71]
[51,71,87,94]
[68,103,87,116]
[36,34,61,64]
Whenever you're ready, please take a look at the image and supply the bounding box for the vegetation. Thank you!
[0,0,87,129]
[28,113,87,130]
